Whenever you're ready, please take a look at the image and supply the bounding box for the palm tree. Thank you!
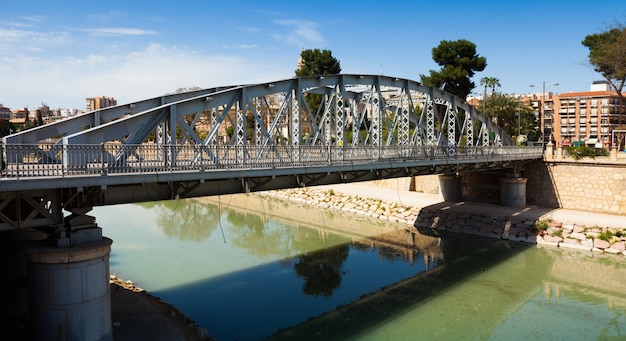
[480,77,501,97]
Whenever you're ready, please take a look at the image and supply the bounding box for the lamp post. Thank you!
[529,81,559,145]
[517,111,521,142]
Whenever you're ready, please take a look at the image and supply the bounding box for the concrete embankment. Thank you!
[261,183,626,257]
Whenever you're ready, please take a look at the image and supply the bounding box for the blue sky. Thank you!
[1,0,625,110]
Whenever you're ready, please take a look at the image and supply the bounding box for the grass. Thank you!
[550,229,563,238]
[534,219,551,232]
[598,229,614,242]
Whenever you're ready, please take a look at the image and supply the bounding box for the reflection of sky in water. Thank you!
[95,200,626,341]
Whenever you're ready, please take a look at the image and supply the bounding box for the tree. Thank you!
[420,39,487,99]
[36,109,43,126]
[582,23,626,100]
[481,93,538,143]
[294,49,342,128]
[479,77,501,97]
[294,48,341,77]
[0,119,16,137]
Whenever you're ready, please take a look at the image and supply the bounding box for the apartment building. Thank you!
[552,81,626,148]
[86,96,117,111]
[0,104,10,120]
[524,91,557,145]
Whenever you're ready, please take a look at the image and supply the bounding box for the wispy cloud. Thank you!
[222,44,258,50]
[84,27,157,36]
[0,42,294,109]
[235,25,261,34]
[273,19,324,46]
[19,15,47,23]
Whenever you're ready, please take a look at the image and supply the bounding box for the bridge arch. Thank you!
[4,75,512,169]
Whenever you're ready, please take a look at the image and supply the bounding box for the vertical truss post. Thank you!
[466,108,474,147]
[481,125,490,146]
[334,84,345,158]
[323,93,332,148]
[371,80,382,158]
[168,104,177,166]
[398,81,411,146]
[350,98,359,146]
[425,87,437,147]
[236,89,246,164]
[254,97,263,147]
[447,97,457,155]
[290,85,301,163]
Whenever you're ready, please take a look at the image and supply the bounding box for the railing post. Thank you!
[101,143,106,175]
[327,143,331,165]
[15,146,19,179]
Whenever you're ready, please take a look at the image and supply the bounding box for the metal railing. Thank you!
[1,143,543,179]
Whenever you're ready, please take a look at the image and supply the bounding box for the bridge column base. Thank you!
[499,176,527,207]
[24,236,113,341]
[0,229,48,324]
[438,174,462,202]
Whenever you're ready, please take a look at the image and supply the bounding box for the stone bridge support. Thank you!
[437,169,528,207]
[24,236,112,341]
[438,174,462,202]
[0,190,113,341]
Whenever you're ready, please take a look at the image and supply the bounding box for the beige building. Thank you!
[526,81,626,149]
[86,96,117,111]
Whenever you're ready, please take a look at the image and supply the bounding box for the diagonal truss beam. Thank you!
[3,74,514,169]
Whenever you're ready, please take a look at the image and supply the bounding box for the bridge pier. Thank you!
[24,236,113,341]
[10,208,114,341]
[499,174,527,207]
[438,174,462,201]
[0,228,47,326]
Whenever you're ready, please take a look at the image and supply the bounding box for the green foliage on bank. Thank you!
[565,146,609,160]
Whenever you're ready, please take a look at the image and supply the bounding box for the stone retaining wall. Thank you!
[415,204,626,256]
[263,186,626,257]
[525,160,626,214]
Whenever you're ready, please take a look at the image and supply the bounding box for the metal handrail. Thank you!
[1,143,543,179]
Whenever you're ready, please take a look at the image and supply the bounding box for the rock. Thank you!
[605,248,622,254]
[543,235,563,243]
[611,241,626,251]
[593,239,611,249]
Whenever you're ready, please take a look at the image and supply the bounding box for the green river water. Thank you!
[93,194,626,341]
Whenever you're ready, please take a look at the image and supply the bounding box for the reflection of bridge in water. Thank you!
[1,74,543,340]
[200,192,444,267]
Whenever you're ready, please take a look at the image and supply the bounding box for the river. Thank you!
[93,193,626,340]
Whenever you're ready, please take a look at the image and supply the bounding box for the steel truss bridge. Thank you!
[1,74,542,235]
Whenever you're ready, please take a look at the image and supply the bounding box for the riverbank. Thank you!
[261,183,626,256]
[110,275,214,341]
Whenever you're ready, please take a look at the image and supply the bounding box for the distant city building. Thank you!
[0,104,10,120]
[86,96,117,111]
[521,81,626,148]
[552,85,626,148]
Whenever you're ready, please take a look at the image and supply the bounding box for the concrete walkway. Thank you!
[315,183,626,229]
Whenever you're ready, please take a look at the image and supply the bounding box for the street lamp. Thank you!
[517,111,521,141]
[529,81,559,145]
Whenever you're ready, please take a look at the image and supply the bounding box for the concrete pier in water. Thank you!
[24,237,113,341]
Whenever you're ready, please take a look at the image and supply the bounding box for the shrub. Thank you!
[534,219,550,232]
[565,146,609,160]
[598,229,614,242]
